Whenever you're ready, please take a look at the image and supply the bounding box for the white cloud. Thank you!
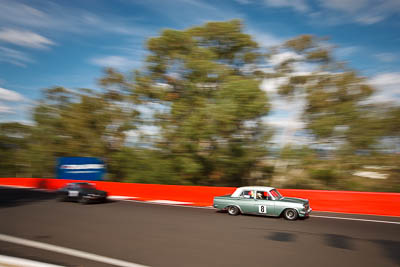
[265,116,305,129]
[0,87,25,102]
[319,0,368,13]
[261,50,316,74]
[369,72,400,88]
[0,0,47,28]
[78,13,150,36]
[0,0,151,37]
[0,46,33,67]
[368,72,400,104]
[260,75,307,146]
[248,29,283,47]
[90,56,140,69]
[259,50,324,145]
[374,53,397,63]
[0,87,26,114]
[269,51,304,66]
[235,0,251,4]
[264,0,309,12]
[354,15,384,25]
[125,125,160,139]
[264,113,307,146]
[335,46,360,59]
[317,0,400,25]
[261,77,288,94]
[0,28,54,49]
[140,125,160,136]
[125,125,160,144]
[0,104,14,113]
[138,0,245,27]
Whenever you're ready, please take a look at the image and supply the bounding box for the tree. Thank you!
[30,86,138,179]
[0,122,32,177]
[267,35,400,190]
[269,35,380,151]
[101,20,271,185]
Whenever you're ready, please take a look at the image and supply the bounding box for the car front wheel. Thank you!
[283,208,298,220]
[227,206,240,216]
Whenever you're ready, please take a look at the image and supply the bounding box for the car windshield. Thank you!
[270,189,283,200]
[79,183,95,189]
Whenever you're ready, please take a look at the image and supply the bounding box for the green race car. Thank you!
[213,186,311,220]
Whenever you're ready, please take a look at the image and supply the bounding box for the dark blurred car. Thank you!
[57,182,108,204]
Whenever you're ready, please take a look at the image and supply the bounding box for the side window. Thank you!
[69,184,79,190]
[240,190,253,199]
[256,191,269,200]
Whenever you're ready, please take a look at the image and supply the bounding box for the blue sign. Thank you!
[56,157,105,181]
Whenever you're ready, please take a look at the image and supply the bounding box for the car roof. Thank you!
[67,182,91,185]
[231,186,276,197]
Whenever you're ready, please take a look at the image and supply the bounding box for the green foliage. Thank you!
[19,85,138,177]
[107,148,181,184]
[0,123,32,177]
[285,35,313,52]
[101,20,271,186]
[310,169,337,185]
[272,35,387,154]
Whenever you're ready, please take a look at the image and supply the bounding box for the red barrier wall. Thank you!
[279,189,400,217]
[1,178,400,217]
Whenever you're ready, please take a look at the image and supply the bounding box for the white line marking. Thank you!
[108,196,137,200]
[146,200,193,205]
[0,234,148,267]
[310,215,400,225]
[0,255,65,267]
[313,210,400,218]
[0,184,34,189]
[123,199,215,209]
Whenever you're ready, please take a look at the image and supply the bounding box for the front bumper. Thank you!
[299,207,312,217]
[84,195,107,202]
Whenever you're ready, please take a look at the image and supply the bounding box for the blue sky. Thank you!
[0,0,399,136]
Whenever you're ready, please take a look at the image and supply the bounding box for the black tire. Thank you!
[57,194,67,202]
[78,196,89,205]
[227,206,240,216]
[283,208,298,221]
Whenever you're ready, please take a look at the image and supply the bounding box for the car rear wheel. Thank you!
[227,206,240,216]
[283,208,298,220]
[57,195,67,202]
[78,196,89,204]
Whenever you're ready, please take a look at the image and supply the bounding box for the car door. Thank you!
[253,191,275,216]
[236,190,257,214]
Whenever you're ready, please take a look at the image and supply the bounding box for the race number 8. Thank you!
[258,205,267,214]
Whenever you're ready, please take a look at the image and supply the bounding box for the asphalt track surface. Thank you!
[1,187,400,267]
